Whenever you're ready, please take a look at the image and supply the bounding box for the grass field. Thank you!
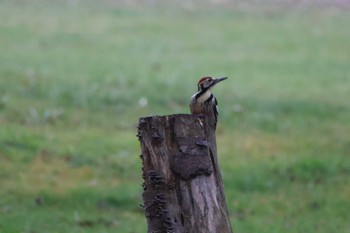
[0,1,350,232]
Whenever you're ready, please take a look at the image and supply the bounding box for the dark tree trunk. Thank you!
[137,114,233,233]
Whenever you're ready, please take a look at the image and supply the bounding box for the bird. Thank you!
[189,76,228,129]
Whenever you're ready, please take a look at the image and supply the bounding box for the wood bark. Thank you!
[137,114,233,233]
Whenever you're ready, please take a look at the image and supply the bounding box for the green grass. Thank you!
[1,1,350,232]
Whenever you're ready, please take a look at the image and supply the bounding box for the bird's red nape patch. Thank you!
[198,76,212,85]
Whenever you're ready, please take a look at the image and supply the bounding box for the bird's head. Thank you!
[197,76,228,91]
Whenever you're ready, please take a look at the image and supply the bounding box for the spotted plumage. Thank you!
[189,76,227,129]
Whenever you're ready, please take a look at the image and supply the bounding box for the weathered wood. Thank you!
[137,114,233,233]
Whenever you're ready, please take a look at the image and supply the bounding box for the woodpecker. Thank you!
[189,76,228,129]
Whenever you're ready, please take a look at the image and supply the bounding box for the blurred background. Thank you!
[0,0,349,232]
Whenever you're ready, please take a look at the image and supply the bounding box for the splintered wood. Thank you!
[137,114,233,233]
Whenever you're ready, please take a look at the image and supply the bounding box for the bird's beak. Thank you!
[213,77,228,85]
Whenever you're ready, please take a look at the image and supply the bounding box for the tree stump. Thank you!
[137,114,233,233]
